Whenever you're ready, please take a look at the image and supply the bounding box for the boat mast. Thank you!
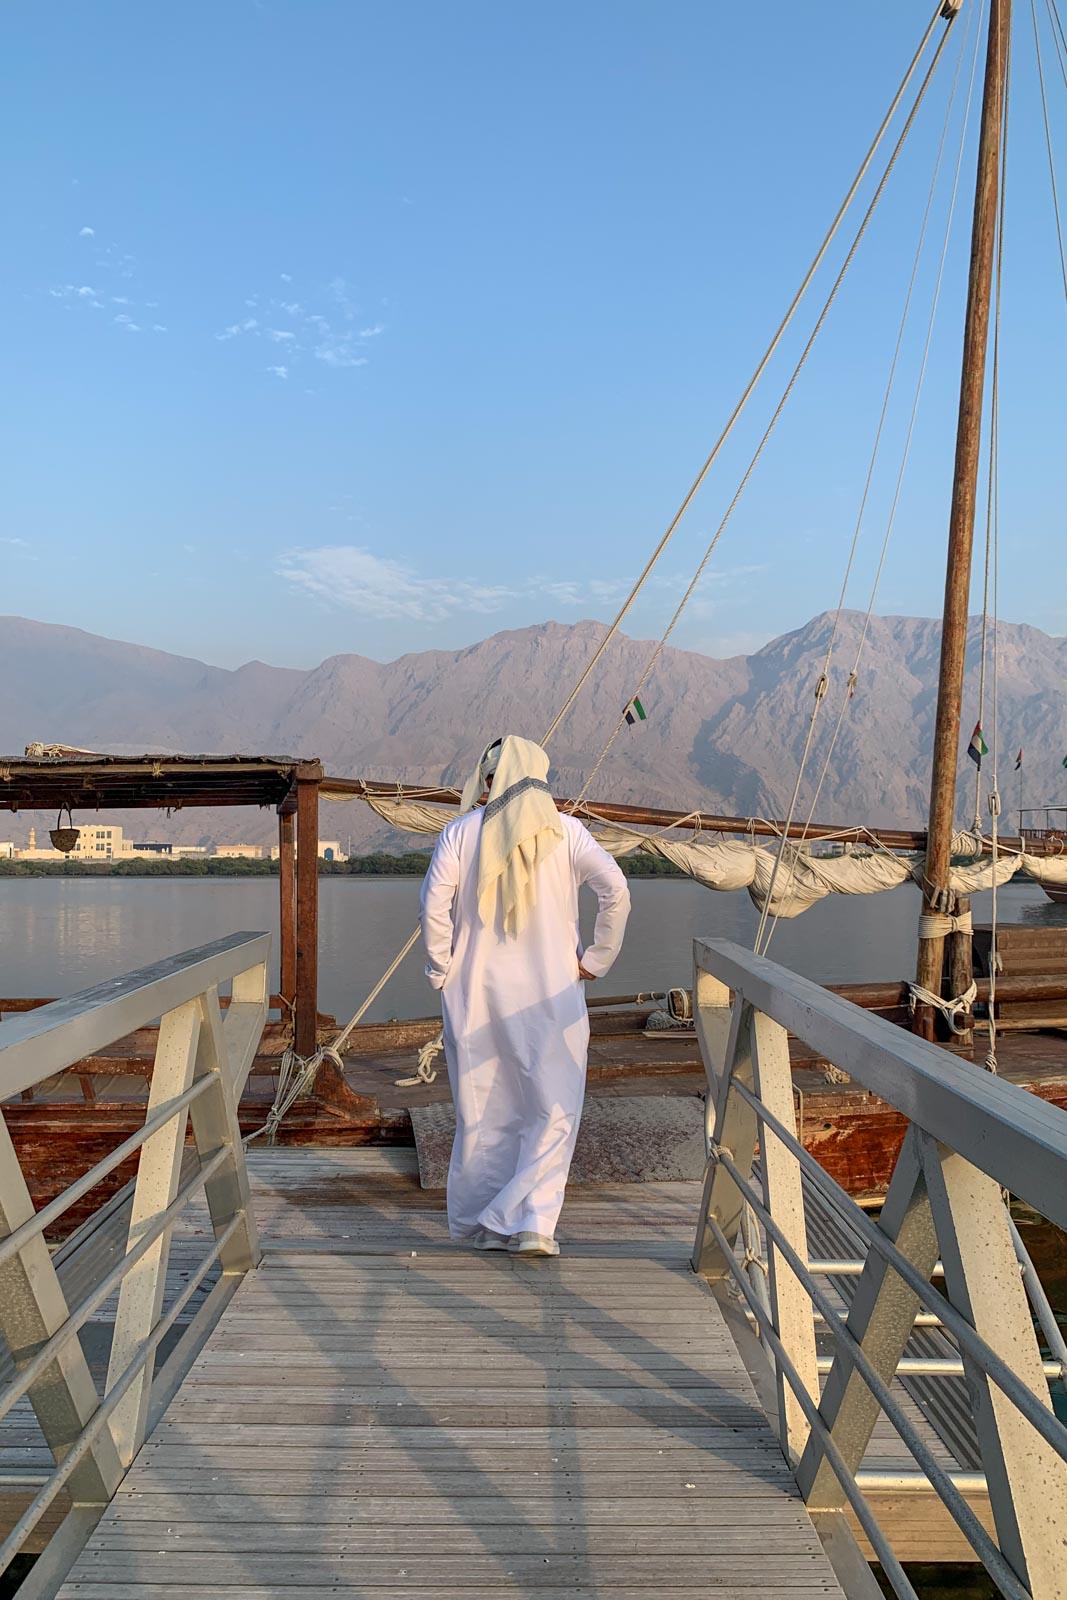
[914,0,1010,1041]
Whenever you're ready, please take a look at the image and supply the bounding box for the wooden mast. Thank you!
[914,0,1010,1041]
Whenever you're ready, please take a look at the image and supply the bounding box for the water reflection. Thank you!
[1,876,1063,1021]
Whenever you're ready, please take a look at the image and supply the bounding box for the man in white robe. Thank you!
[420,735,630,1256]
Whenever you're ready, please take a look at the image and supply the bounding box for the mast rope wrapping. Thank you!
[907,978,978,1034]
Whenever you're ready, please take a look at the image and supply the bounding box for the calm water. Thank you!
[2,877,1065,1600]
[1,875,1064,1020]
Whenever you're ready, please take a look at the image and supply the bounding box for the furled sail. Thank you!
[334,788,1067,920]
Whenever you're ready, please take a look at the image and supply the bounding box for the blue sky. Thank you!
[2,0,1064,669]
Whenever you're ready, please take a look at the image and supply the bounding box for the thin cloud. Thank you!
[277,544,517,623]
[314,339,367,369]
[267,364,289,379]
[152,324,168,333]
[216,317,258,340]
[328,276,356,320]
[217,279,384,375]
[113,313,141,332]
[78,225,95,237]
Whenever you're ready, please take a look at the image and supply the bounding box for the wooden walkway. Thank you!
[56,1151,847,1598]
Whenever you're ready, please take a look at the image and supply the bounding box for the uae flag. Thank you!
[1015,749,1023,771]
[967,723,988,768]
[623,696,647,727]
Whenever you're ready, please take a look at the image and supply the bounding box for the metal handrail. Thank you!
[0,1214,242,1565]
[713,1146,1027,1586]
[0,1076,216,1270]
[0,1144,230,1427]
[0,931,270,1099]
[0,933,269,1590]
[692,937,1067,1600]
[727,1075,1067,1452]
[695,938,1067,1227]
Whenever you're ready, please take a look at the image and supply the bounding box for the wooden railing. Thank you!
[692,938,1067,1600]
[0,932,268,1593]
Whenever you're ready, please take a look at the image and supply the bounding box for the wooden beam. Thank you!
[328,777,932,851]
[294,776,320,1057]
[278,810,296,1012]
[330,775,1048,857]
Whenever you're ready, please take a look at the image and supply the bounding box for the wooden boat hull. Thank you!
[8,1013,1067,1228]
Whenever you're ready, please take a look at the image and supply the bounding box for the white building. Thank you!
[213,844,264,860]
[13,826,212,862]
[268,839,347,863]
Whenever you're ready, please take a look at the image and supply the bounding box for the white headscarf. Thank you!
[458,735,564,935]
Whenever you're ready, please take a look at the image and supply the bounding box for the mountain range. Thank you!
[1,612,1065,850]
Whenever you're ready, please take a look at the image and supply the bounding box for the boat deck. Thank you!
[10,1019,1067,1215]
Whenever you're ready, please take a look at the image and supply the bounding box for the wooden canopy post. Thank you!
[277,804,297,1015]
[914,0,1010,1040]
[294,765,322,1057]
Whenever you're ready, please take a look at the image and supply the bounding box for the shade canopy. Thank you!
[0,753,323,814]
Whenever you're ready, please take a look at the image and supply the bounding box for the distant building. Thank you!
[17,825,69,861]
[213,844,264,860]
[268,839,347,863]
[71,824,126,861]
[0,842,14,859]
[11,826,211,862]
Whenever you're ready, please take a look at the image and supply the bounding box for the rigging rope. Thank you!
[539,0,954,750]
[576,13,962,818]
[253,2,965,1122]
[982,2,1011,1074]
[1031,0,1067,302]
[787,2,985,885]
[750,18,965,955]
[1045,0,1067,86]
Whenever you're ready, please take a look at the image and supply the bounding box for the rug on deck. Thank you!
[408,1093,706,1189]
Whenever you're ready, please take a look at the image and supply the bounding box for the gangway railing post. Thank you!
[750,1009,819,1464]
[797,1128,938,1509]
[106,997,204,1463]
[922,1140,1067,1595]
[693,1001,757,1280]
[188,985,263,1277]
[0,1119,124,1508]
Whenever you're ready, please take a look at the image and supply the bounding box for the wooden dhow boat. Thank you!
[3,0,1067,1220]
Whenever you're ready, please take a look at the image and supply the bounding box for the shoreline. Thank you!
[0,853,685,880]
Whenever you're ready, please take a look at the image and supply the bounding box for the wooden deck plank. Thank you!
[59,1159,846,1598]
[61,1587,844,1598]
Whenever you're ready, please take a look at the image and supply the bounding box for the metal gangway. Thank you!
[0,933,1065,1598]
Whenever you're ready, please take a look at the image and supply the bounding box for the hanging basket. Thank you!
[50,807,80,854]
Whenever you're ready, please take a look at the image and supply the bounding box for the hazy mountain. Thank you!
[1,612,1064,850]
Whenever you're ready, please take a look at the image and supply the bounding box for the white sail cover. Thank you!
[331,789,1067,920]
